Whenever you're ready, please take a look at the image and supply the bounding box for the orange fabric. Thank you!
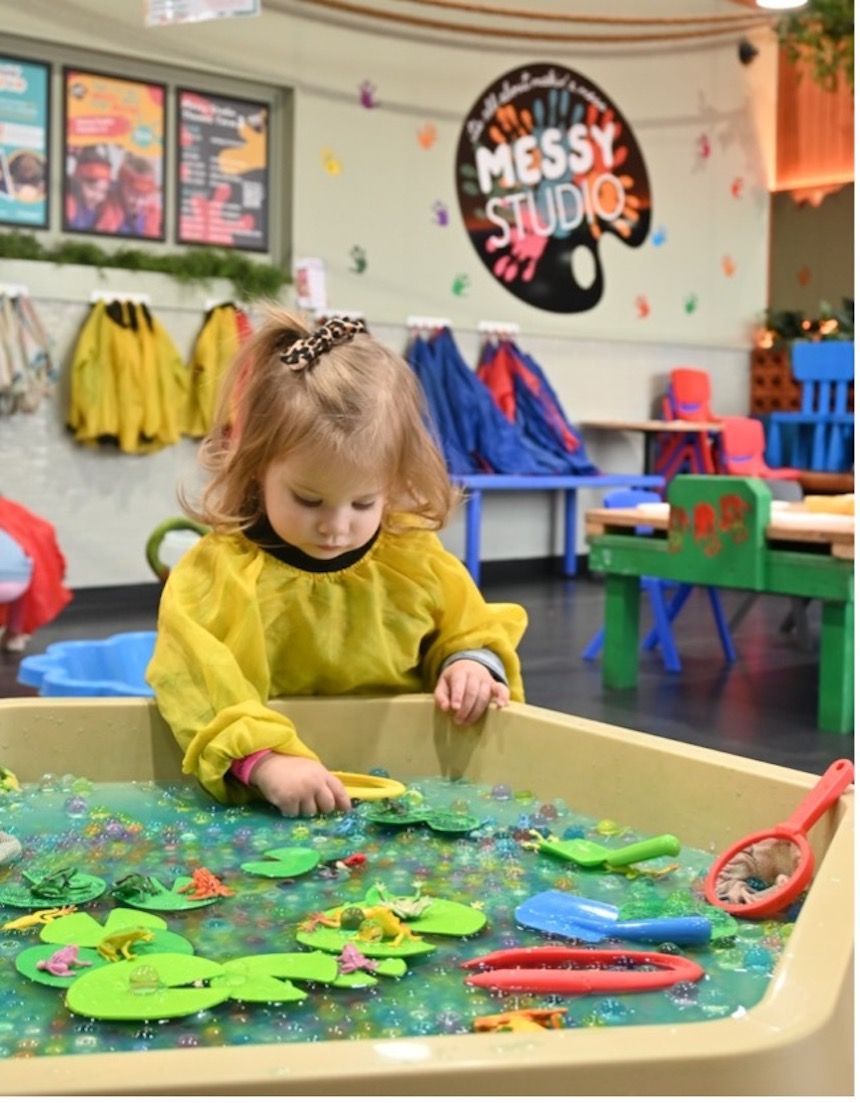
[0,499,72,635]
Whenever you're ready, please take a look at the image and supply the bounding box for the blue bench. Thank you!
[453,473,664,585]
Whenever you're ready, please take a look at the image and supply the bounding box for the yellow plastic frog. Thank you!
[301,904,420,947]
[97,928,155,962]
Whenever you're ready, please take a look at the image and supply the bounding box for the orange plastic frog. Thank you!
[177,867,234,900]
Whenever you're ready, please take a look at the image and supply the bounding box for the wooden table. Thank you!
[582,419,855,492]
[581,419,721,474]
[586,475,854,733]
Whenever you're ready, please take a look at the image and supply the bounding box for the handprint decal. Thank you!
[456,64,651,313]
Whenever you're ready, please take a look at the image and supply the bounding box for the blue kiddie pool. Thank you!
[18,630,156,697]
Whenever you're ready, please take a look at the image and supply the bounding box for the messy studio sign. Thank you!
[455,64,651,313]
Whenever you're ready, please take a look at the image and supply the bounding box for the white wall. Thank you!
[0,3,776,587]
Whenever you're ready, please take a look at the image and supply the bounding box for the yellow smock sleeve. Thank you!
[421,538,527,701]
[146,536,319,804]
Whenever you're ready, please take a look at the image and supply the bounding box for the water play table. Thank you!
[0,694,853,1095]
[586,475,854,733]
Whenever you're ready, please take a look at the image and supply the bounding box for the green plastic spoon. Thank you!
[530,832,681,869]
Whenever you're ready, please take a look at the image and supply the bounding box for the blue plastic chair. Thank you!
[583,489,735,673]
[767,342,854,472]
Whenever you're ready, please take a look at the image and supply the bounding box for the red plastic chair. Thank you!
[718,417,801,479]
[655,368,719,477]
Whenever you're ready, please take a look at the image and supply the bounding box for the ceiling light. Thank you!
[756,0,808,9]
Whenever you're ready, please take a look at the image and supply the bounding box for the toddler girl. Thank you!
[147,311,526,817]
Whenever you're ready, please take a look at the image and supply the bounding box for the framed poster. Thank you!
[176,88,269,251]
[0,56,50,229]
[63,68,166,241]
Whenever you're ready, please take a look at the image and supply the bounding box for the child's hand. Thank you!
[249,754,352,818]
[434,659,510,726]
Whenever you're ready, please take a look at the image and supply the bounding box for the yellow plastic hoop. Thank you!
[332,772,407,802]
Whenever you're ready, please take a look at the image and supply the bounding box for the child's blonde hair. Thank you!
[184,308,457,533]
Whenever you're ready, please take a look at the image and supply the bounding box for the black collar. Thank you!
[244,515,380,573]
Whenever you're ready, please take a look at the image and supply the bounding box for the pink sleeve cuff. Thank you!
[230,749,273,786]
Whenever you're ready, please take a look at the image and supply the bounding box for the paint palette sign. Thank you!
[455,63,651,314]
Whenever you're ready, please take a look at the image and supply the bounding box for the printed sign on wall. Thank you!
[0,57,49,228]
[63,69,165,240]
[456,63,651,314]
[177,90,269,252]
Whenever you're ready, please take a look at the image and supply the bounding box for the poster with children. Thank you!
[0,56,49,228]
[176,89,269,251]
[63,68,165,240]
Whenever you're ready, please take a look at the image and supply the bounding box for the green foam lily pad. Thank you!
[15,945,106,989]
[114,876,220,911]
[363,887,487,937]
[295,925,436,959]
[240,847,321,879]
[40,907,167,947]
[209,968,306,1004]
[330,969,379,988]
[364,809,427,828]
[0,872,107,909]
[369,956,408,978]
[398,898,486,937]
[364,807,481,834]
[65,953,228,1021]
[225,952,338,984]
[422,812,483,835]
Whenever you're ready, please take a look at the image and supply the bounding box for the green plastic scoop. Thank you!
[529,831,681,869]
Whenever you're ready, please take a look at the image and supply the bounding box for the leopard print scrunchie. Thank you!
[279,317,368,372]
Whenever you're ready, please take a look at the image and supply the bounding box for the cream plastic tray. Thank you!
[0,696,853,1096]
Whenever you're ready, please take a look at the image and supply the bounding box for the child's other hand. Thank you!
[249,754,352,818]
[434,659,509,726]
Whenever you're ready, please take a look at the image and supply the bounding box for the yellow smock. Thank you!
[147,526,527,804]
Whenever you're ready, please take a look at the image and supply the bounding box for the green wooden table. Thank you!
[586,476,854,733]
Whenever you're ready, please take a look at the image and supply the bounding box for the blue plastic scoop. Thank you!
[515,890,712,945]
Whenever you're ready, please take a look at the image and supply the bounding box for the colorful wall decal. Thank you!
[797,264,812,286]
[176,89,269,251]
[63,68,165,240]
[321,147,342,176]
[651,225,667,247]
[349,244,368,273]
[634,295,650,319]
[0,56,49,228]
[730,177,744,199]
[721,255,736,278]
[431,200,449,226]
[451,273,470,296]
[684,293,699,314]
[358,81,379,110]
[697,134,712,162]
[455,63,651,313]
[417,123,437,150]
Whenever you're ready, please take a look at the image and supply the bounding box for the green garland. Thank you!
[778,0,854,91]
[0,231,290,301]
[762,297,854,346]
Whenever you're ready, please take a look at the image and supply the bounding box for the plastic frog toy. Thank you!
[301,904,420,946]
[113,873,162,901]
[0,766,20,792]
[97,928,155,961]
[23,867,79,900]
[37,944,92,978]
[177,868,234,900]
[473,1008,567,1033]
[371,882,433,919]
[0,905,77,931]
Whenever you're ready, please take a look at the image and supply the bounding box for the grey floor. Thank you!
[2,572,852,776]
